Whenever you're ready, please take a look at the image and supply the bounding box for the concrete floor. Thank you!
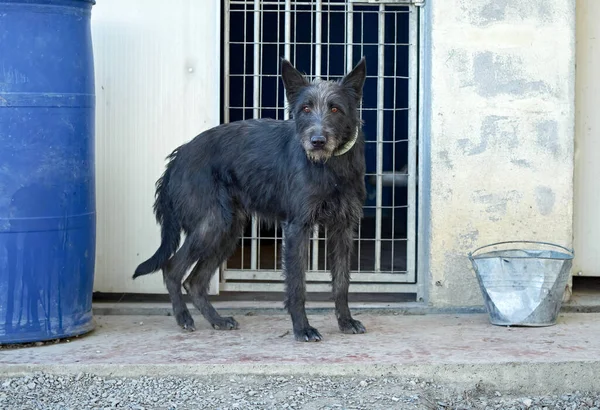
[2,310,600,394]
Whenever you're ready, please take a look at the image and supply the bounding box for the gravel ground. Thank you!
[1,373,600,410]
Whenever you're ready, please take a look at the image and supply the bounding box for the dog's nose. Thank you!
[310,135,326,148]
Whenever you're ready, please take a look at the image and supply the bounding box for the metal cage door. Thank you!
[220,0,421,295]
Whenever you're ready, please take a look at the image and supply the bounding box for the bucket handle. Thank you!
[468,240,574,261]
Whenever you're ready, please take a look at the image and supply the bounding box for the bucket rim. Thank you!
[468,240,574,261]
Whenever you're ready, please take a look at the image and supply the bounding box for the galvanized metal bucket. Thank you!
[468,241,574,327]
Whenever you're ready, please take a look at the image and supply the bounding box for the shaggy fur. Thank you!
[134,58,368,342]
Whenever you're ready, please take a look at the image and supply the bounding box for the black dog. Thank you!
[134,58,368,342]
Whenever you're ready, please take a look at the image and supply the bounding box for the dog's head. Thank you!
[281,58,367,163]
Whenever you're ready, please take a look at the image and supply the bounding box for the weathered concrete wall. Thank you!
[427,0,576,306]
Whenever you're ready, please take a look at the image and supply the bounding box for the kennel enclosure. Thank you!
[220,0,423,297]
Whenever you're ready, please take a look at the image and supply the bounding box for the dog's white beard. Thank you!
[306,150,331,163]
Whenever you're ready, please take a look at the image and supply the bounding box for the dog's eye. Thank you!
[331,107,339,113]
[302,106,311,113]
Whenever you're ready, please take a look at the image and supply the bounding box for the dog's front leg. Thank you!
[282,222,322,342]
[329,226,366,334]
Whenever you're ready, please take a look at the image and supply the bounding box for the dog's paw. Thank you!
[176,310,196,332]
[338,318,366,334]
[294,326,323,342]
[211,316,239,330]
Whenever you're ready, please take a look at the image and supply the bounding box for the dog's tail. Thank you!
[133,150,182,278]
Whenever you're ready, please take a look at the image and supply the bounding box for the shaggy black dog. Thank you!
[134,58,368,342]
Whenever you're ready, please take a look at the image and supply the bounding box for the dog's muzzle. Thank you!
[310,135,326,149]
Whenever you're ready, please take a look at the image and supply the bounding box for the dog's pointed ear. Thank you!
[341,57,367,98]
[281,58,309,106]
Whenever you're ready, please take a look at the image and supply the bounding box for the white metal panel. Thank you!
[574,0,600,277]
[91,0,221,293]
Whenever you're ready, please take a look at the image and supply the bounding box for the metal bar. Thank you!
[229,9,409,14]
[228,41,412,46]
[406,6,418,282]
[240,233,245,270]
[309,1,314,76]
[283,0,291,120]
[229,5,411,11]
[229,105,410,111]
[242,1,248,121]
[311,0,322,271]
[227,74,411,80]
[251,0,261,270]
[257,4,267,269]
[219,1,232,282]
[221,282,418,293]
[346,2,353,72]
[324,226,328,271]
[306,229,311,270]
[293,1,297,70]
[274,222,279,270]
[374,3,385,272]
[223,1,231,124]
[284,0,291,59]
[252,0,261,118]
[252,0,260,120]
[276,2,281,120]
[358,5,365,274]
[325,1,331,79]
[223,271,412,282]
[360,10,365,62]
[391,9,398,273]
[311,226,319,270]
[357,224,361,272]
[315,0,322,75]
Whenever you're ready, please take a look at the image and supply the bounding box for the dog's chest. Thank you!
[310,181,360,223]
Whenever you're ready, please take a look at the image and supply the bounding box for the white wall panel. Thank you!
[91,0,221,293]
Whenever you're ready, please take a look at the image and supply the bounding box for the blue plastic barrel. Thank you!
[0,0,96,343]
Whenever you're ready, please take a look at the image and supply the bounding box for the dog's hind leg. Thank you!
[163,234,202,331]
[183,253,238,330]
[282,222,322,342]
[183,212,245,330]
[329,226,366,334]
